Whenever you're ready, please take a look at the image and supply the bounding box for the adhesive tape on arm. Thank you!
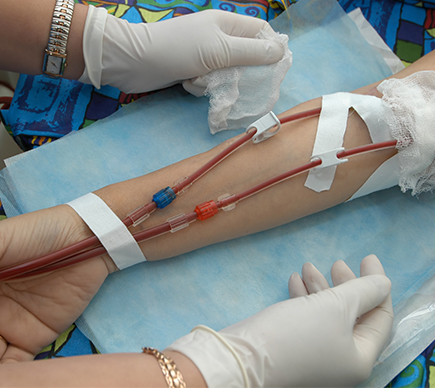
[304,93,351,192]
[67,192,146,270]
[304,92,394,193]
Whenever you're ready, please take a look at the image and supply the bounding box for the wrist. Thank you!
[60,204,117,275]
[162,350,208,388]
[61,3,87,79]
[77,5,108,87]
[166,327,247,388]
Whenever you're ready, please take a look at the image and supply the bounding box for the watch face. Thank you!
[43,54,66,77]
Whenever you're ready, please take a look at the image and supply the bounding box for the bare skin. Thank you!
[0,5,433,382]
[0,0,86,79]
[0,51,433,367]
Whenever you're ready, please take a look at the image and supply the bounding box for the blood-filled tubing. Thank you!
[0,107,397,281]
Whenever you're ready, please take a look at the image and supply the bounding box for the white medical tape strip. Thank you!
[67,193,146,270]
[351,95,394,143]
[346,94,397,200]
[347,155,399,201]
[305,92,394,193]
[304,93,351,192]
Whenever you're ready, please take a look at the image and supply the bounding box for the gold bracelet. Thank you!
[142,347,186,388]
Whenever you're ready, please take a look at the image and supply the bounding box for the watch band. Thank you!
[42,0,75,77]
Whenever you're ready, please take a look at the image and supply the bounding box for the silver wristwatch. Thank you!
[42,0,75,78]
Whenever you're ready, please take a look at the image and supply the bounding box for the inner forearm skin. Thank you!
[94,95,393,264]
[95,51,435,265]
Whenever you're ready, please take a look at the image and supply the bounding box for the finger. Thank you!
[288,272,309,298]
[360,254,386,277]
[353,285,393,363]
[355,255,393,358]
[182,77,208,97]
[226,36,284,67]
[331,260,356,287]
[333,274,391,320]
[1,345,35,363]
[301,262,330,294]
[216,11,275,38]
[0,335,7,359]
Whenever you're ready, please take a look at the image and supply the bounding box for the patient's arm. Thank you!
[0,51,432,363]
[96,51,435,264]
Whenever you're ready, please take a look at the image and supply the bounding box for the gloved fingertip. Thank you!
[302,262,330,294]
[301,262,319,279]
[288,272,308,298]
[331,260,356,287]
[360,254,386,277]
[262,40,285,64]
[260,22,279,36]
[289,272,302,281]
[343,274,392,318]
[368,273,392,294]
[182,79,207,97]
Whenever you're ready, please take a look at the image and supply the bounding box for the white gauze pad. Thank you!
[378,70,435,195]
[200,29,292,134]
[67,192,146,270]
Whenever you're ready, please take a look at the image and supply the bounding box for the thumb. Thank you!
[353,281,393,362]
[344,274,392,318]
[225,36,285,67]
[182,77,207,97]
[336,275,393,363]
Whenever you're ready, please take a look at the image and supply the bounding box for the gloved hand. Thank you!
[166,255,393,387]
[79,7,285,94]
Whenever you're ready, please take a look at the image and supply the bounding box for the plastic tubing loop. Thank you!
[0,108,396,280]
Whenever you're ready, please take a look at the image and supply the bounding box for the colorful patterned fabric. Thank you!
[35,324,99,360]
[1,0,435,386]
[0,201,6,221]
[387,341,435,388]
[339,0,435,67]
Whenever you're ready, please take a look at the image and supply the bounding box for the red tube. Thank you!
[10,212,199,280]
[122,131,256,226]
[0,131,256,280]
[172,131,256,194]
[279,107,321,124]
[0,109,397,281]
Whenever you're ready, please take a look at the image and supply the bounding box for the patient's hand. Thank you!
[0,206,112,363]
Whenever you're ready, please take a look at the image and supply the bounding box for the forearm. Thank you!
[0,351,206,387]
[95,51,435,264]
[3,52,433,272]
[0,0,86,79]
[95,101,383,263]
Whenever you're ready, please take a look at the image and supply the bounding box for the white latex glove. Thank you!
[166,255,393,387]
[79,7,285,94]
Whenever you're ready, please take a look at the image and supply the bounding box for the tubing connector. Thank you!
[217,193,238,212]
[153,187,176,209]
[246,112,281,144]
[312,147,348,169]
[173,177,192,196]
[195,201,219,221]
[167,213,191,233]
[127,206,152,227]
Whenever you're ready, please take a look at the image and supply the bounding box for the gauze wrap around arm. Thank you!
[304,71,435,199]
